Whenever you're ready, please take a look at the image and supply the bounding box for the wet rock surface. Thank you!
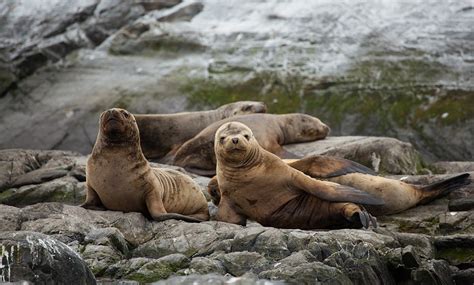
[0,149,473,284]
[0,231,96,284]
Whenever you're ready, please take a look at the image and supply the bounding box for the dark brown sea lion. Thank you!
[173,113,330,176]
[213,122,382,229]
[82,108,209,222]
[135,101,267,159]
[209,155,470,216]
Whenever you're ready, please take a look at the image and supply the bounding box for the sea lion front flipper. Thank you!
[215,197,247,226]
[288,155,377,178]
[81,184,106,210]
[290,170,384,206]
[207,176,221,205]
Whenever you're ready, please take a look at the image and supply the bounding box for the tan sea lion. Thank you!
[209,155,470,216]
[213,122,383,229]
[82,108,209,222]
[135,101,267,159]
[173,113,330,176]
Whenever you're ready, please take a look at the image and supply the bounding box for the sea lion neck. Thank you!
[92,134,144,160]
[219,143,262,171]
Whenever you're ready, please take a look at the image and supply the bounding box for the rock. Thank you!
[0,231,96,284]
[0,204,21,231]
[1,0,473,162]
[218,251,269,276]
[431,161,474,174]
[151,274,283,285]
[154,2,204,22]
[124,254,190,283]
[0,176,85,207]
[284,136,422,174]
[0,150,210,207]
[0,0,184,90]
[434,235,474,267]
[449,198,474,211]
[453,268,474,285]
[411,260,454,285]
[259,261,352,285]
[187,257,226,275]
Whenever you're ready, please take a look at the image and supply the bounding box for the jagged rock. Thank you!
[0,231,96,284]
[449,198,474,211]
[453,268,474,285]
[434,235,474,268]
[285,136,422,174]
[0,150,209,207]
[218,251,269,276]
[0,202,467,283]
[431,161,474,174]
[0,204,21,231]
[152,274,283,285]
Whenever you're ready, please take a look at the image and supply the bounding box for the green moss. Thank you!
[181,71,304,114]
[126,262,181,283]
[436,248,474,265]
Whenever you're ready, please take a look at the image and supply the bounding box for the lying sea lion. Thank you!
[173,113,330,176]
[82,108,209,222]
[135,101,267,159]
[213,122,383,229]
[209,155,470,216]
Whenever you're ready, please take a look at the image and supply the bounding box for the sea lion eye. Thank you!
[122,111,129,118]
[244,134,250,140]
[219,137,225,143]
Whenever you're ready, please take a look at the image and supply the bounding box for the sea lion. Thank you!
[173,113,330,176]
[82,108,209,222]
[135,101,267,159]
[209,155,471,216]
[213,122,383,229]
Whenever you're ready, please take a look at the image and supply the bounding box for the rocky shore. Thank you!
[1,139,473,284]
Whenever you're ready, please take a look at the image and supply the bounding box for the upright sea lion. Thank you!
[82,108,209,222]
[173,113,330,176]
[135,101,267,159]
[213,122,383,229]
[209,155,471,216]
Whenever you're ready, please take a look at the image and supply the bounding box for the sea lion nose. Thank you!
[232,137,239,144]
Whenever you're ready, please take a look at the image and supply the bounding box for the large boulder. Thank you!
[284,136,422,175]
[0,231,96,284]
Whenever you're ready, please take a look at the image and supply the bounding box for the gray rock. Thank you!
[0,231,96,284]
[431,161,474,174]
[151,274,284,285]
[259,261,352,285]
[448,198,474,211]
[219,251,269,276]
[187,257,226,275]
[124,254,190,283]
[0,204,22,231]
[285,136,422,175]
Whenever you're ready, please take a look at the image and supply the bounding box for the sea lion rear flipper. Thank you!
[418,173,471,205]
[289,155,377,178]
[291,170,385,205]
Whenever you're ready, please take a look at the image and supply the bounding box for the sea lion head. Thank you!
[284,114,330,143]
[219,101,267,116]
[98,108,139,144]
[215,122,259,165]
